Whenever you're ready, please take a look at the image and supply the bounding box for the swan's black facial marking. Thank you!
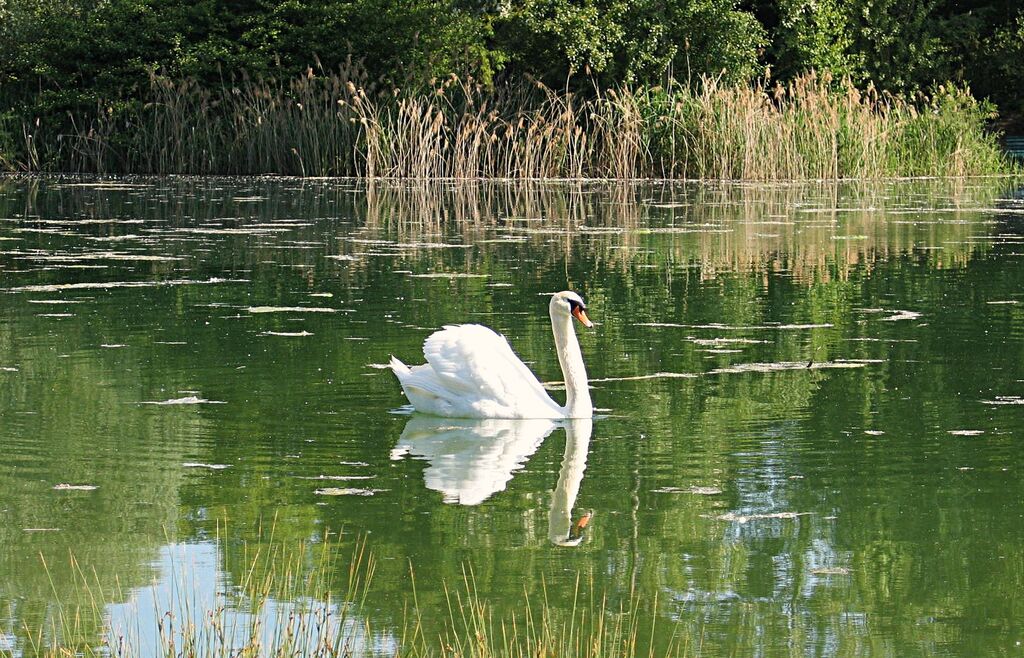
[567,296,593,327]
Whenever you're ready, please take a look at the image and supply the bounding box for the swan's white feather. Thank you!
[391,324,563,418]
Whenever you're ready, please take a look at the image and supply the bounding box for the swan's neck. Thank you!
[551,309,592,418]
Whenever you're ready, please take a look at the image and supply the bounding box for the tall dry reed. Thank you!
[17,70,1014,179]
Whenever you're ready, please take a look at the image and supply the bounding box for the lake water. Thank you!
[2,177,1024,657]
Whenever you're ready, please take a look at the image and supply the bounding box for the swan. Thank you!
[389,291,594,419]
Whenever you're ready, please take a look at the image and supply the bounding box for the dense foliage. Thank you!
[0,0,1020,173]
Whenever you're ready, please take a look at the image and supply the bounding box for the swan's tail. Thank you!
[389,355,410,376]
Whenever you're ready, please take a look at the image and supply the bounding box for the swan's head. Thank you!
[551,291,593,328]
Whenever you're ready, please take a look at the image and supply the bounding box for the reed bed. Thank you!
[11,70,1012,179]
[16,533,687,658]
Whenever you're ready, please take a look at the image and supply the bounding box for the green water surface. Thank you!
[2,177,1024,657]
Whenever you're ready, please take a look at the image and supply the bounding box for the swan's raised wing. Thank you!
[422,324,562,418]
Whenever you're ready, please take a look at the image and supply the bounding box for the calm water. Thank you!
[2,177,1024,656]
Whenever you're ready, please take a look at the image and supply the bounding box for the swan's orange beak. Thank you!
[572,306,594,328]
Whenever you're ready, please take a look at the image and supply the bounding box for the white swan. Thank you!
[389,291,594,419]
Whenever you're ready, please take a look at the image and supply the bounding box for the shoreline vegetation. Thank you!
[2,71,1015,181]
[4,0,1021,181]
[20,533,684,658]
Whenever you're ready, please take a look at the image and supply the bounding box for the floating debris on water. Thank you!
[314,487,385,496]
[54,182,150,189]
[101,344,127,348]
[987,300,1019,305]
[690,337,769,346]
[578,226,626,234]
[22,251,181,262]
[396,242,472,249]
[1,366,18,372]
[637,322,833,330]
[6,277,247,293]
[653,486,722,495]
[310,292,333,297]
[811,567,851,575]
[83,234,144,242]
[845,337,918,343]
[712,511,811,523]
[982,396,1024,405]
[776,323,835,330]
[140,396,226,405]
[171,227,291,235]
[261,331,314,337]
[690,486,724,495]
[9,218,146,225]
[407,273,488,278]
[864,430,885,435]
[710,360,880,375]
[590,372,697,383]
[948,430,985,436]
[638,227,732,234]
[182,462,230,470]
[246,306,338,313]
[53,484,98,491]
[879,310,922,322]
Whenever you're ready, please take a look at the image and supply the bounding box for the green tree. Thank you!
[495,0,765,86]
[763,0,1024,114]
[772,0,861,80]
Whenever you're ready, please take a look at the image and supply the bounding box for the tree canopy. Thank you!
[1,0,1021,120]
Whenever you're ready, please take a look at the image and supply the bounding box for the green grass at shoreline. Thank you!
[1,71,1015,180]
[13,531,688,658]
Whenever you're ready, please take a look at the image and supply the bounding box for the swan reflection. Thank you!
[548,419,592,547]
[391,417,593,545]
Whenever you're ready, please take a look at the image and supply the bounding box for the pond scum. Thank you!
[19,531,688,658]
[7,68,1014,180]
